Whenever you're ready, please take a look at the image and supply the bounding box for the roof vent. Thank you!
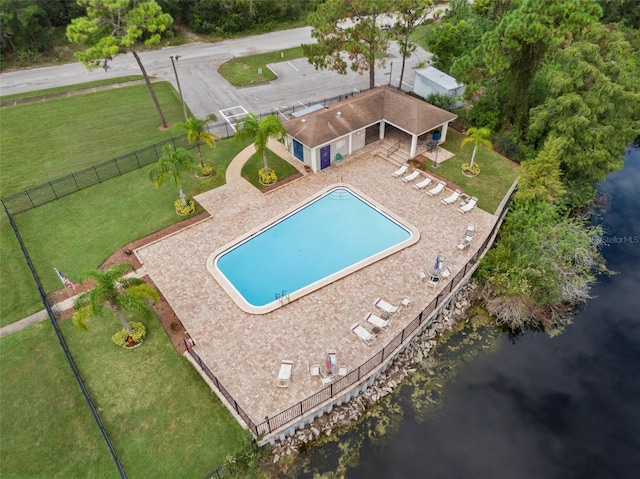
[301,119,306,123]
[336,111,342,117]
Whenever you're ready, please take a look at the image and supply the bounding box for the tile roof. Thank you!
[283,86,457,148]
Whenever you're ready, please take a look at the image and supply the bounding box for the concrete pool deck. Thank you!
[135,145,497,429]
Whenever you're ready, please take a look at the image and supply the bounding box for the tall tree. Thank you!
[0,0,53,59]
[72,262,159,337]
[390,0,434,90]
[528,22,640,188]
[461,126,492,169]
[235,113,286,183]
[516,137,566,204]
[174,115,220,169]
[481,0,602,132]
[303,0,392,89]
[149,146,195,206]
[67,0,174,128]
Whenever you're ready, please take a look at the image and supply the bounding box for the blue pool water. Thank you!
[214,187,412,309]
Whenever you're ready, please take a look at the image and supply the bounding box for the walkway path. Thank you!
[1,139,303,339]
[225,138,307,184]
[0,267,147,339]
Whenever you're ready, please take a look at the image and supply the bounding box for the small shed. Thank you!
[413,66,465,108]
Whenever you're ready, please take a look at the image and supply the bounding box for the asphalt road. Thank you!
[0,26,432,121]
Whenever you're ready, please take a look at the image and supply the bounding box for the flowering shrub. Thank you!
[111,322,147,347]
[258,168,277,185]
[174,198,195,215]
[198,164,214,177]
[461,161,481,176]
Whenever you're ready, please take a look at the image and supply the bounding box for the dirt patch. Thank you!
[49,211,210,354]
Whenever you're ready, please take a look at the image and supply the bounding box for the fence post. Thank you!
[93,166,102,183]
[265,416,272,434]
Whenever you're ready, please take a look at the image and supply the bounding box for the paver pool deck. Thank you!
[135,146,496,428]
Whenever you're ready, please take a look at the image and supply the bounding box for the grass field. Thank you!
[1,138,249,327]
[423,130,519,213]
[241,149,300,189]
[0,312,247,478]
[0,322,119,479]
[0,81,185,197]
[218,46,305,86]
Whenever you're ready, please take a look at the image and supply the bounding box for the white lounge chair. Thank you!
[427,181,446,197]
[364,312,391,331]
[321,375,334,385]
[417,271,428,281]
[458,196,478,213]
[351,323,377,345]
[337,365,350,377]
[276,360,293,387]
[309,364,320,379]
[373,297,400,316]
[413,176,433,190]
[392,164,408,177]
[441,189,462,205]
[457,238,471,251]
[426,277,439,291]
[402,170,421,183]
[465,223,477,238]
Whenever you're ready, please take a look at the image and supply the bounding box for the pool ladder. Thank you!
[275,290,290,305]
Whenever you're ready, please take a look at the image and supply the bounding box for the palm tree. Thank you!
[174,115,220,170]
[235,113,286,182]
[149,146,196,206]
[461,127,493,169]
[72,263,159,337]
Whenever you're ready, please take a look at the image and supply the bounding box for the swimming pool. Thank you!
[208,185,419,314]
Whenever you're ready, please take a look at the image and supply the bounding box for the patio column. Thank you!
[409,134,418,159]
[379,120,385,140]
[311,148,318,173]
[440,122,449,143]
[348,133,353,155]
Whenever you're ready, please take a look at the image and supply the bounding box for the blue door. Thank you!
[320,145,331,170]
[293,139,304,160]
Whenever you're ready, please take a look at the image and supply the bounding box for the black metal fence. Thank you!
[188,185,515,443]
[1,88,373,216]
[1,202,128,478]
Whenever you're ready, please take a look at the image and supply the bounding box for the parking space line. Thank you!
[219,105,249,133]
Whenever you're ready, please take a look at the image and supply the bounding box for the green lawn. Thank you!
[241,149,300,189]
[60,311,247,478]
[422,130,519,213]
[1,138,249,327]
[0,81,186,198]
[0,322,118,479]
[0,75,145,103]
[218,46,305,86]
[0,314,248,478]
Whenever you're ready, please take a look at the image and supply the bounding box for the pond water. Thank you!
[290,147,640,479]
